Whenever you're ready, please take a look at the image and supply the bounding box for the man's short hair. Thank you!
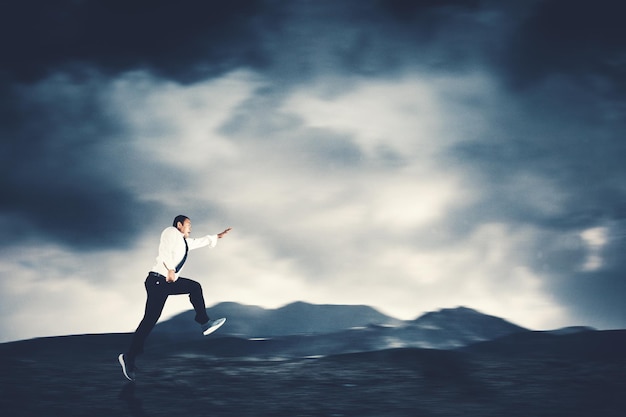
[173,215,189,228]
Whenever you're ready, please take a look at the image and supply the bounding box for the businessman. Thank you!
[119,215,232,381]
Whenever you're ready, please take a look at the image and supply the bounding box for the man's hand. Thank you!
[166,269,177,283]
[218,227,232,239]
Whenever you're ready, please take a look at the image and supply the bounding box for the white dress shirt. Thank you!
[150,226,218,278]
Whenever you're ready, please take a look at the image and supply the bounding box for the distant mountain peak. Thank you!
[411,305,527,340]
[436,306,481,315]
[416,306,519,322]
[546,326,596,335]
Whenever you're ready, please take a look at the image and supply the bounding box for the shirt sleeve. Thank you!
[187,234,218,250]
[159,227,181,270]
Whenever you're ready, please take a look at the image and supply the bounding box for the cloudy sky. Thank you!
[1,0,625,343]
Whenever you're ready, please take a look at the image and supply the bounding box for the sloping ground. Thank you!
[462,329,626,360]
[1,331,625,417]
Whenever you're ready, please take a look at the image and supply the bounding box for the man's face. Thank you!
[177,219,192,238]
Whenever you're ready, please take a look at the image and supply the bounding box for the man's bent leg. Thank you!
[168,277,210,324]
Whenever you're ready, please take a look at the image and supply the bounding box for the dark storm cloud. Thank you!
[0,0,514,86]
[0,0,276,249]
[506,0,626,92]
[0,0,270,83]
[261,0,498,81]
[3,0,583,87]
[0,75,158,249]
[425,0,626,231]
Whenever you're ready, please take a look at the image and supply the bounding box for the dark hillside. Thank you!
[1,331,625,417]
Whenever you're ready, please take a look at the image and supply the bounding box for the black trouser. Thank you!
[126,272,210,361]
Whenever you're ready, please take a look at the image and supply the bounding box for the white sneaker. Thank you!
[201,317,226,336]
[118,353,135,381]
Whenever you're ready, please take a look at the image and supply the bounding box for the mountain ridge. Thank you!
[146,301,531,354]
[1,302,620,364]
[154,300,405,338]
[2,302,598,357]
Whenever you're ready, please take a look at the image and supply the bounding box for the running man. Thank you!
[119,215,232,381]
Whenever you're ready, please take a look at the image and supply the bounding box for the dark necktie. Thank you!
[175,237,188,273]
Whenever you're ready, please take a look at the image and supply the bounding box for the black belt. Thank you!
[149,271,166,279]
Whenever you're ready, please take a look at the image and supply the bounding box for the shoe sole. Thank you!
[203,317,226,336]
[118,353,135,381]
